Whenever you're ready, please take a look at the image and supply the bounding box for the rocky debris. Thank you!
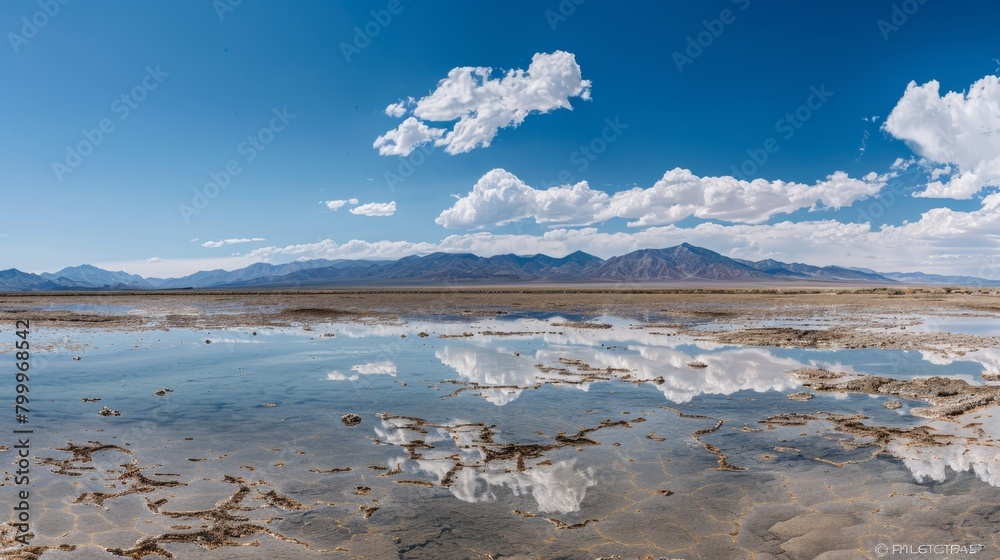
[687,361,708,368]
[98,406,121,417]
[787,392,814,401]
[342,413,362,426]
[154,388,173,396]
[883,401,903,409]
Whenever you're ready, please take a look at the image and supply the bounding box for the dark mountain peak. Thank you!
[5,243,976,292]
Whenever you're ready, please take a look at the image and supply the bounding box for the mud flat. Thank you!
[3,291,1000,558]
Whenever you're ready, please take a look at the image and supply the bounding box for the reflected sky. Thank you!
[7,314,1000,558]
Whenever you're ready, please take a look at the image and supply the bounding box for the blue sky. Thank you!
[3,0,1000,278]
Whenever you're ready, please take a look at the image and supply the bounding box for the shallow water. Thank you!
[3,316,1000,558]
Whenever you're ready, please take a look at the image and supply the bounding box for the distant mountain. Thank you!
[879,271,1000,287]
[0,269,49,291]
[4,244,997,291]
[41,264,153,289]
[595,244,769,281]
[735,258,895,282]
[230,251,606,287]
[148,258,387,289]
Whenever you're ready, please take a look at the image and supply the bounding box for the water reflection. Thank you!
[435,346,535,405]
[434,342,808,405]
[374,416,598,514]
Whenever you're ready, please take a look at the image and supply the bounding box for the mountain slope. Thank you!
[595,244,768,281]
[41,265,153,288]
[10,243,998,291]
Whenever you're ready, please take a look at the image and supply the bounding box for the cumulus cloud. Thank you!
[375,51,591,156]
[324,198,359,211]
[201,237,265,248]
[435,169,609,228]
[244,191,1000,280]
[598,168,886,226]
[384,97,414,118]
[145,257,162,263]
[373,117,446,156]
[350,201,396,217]
[883,75,1000,198]
[436,168,886,229]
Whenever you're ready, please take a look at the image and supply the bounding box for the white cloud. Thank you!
[598,169,886,227]
[883,75,1000,198]
[242,196,1000,280]
[930,165,952,180]
[201,237,266,248]
[375,51,591,156]
[351,360,397,375]
[145,257,162,263]
[435,169,609,228]
[436,168,886,229]
[373,117,446,156]
[384,97,414,118]
[350,201,396,217]
[324,198,359,211]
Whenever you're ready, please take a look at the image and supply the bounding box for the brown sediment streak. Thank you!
[396,479,435,487]
[0,531,76,560]
[791,368,1000,419]
[109,477,322,558]
[38,441,132,476]
[309,466,353,473]
[374,413,635,489]
[75,463,186,507]
[550,321,612,329]
[441,379,541,399]
[662,406,747,471]
[38,441,325,558]
[758,411,953,467]
[512,509,599,529]
[762,411,954,448]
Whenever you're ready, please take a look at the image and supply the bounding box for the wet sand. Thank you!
[2,289,1000,559]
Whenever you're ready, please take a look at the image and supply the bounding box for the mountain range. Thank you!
[3,243,998,291]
